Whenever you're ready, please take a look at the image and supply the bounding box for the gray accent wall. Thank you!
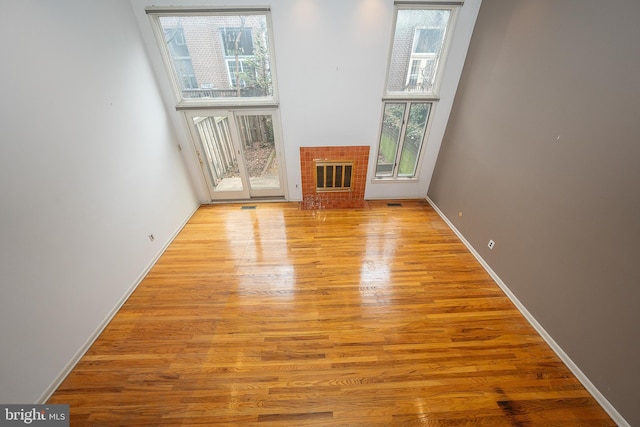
[428,1,640,425]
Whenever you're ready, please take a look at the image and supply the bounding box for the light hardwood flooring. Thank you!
[48,200,615,426]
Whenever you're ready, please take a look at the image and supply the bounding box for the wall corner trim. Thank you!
[425,196,631,427]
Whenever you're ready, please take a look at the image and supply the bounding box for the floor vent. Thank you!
[387,203,403,207]
[241,206,257,210]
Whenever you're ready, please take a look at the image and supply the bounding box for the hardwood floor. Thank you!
[48,200,615,426]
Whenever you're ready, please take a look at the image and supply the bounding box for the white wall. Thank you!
[129,0,480,201]
[0,1,198,403]
[273,0,392,200]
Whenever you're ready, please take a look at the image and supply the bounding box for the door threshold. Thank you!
[205,196,286,205]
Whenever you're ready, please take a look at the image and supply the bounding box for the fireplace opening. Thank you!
[316,161,353,192]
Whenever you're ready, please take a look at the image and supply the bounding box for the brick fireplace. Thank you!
[300,146,370,209]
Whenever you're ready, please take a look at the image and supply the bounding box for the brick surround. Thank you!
[300,146,370,210]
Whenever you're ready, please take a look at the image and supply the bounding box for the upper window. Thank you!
[148,9,276,104]
[385,7,453,97]
[375,4,458,180]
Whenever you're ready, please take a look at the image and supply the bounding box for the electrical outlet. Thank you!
[458,211,463,218]
[488,239,495,249]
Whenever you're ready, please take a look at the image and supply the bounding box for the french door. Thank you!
[184,109,285,201]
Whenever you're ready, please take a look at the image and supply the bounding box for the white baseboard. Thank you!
[425,196,629,427]
[37,204,200,404]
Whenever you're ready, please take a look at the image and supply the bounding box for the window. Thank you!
[148,9,277,104]
[220,27,259,89]
[386,7,453,97]
[221,27,254,56]
[226,59,256,89]
[375,102,431,178]
[147,7,286,202]
[375,3,457,179]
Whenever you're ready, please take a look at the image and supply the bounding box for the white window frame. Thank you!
[145,6,288,202]
[384,4,458,100]
[375,2,461,182]
[146,7,279,109]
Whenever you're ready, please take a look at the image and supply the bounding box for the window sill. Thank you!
[371,177,420,184]
[175,98,279,111]
[382,95,440,102]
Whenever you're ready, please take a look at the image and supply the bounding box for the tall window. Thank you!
[376,4,456,179]
[147,9,277,105]
[386,8,452,97]
[376,102,431,177]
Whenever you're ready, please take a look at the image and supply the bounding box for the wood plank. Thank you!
[48,200,615,426]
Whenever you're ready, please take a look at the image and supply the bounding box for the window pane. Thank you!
[398,103,430,176]
[236,114,281,191]
[158,15,273,100]
[386,9,451,95]
[375,103,406,177]
[414,28,445,54]
[192,116,243,193]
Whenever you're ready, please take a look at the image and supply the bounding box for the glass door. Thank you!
[184,109,285,201]
[234,110,284,198]
[185,111,250,200]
